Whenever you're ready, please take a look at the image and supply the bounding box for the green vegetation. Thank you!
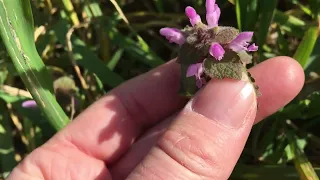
[0,0,320,179]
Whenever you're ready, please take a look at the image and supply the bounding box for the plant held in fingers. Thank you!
[160,0,260,97]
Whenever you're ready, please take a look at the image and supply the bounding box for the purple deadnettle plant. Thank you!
[160,0,260,97]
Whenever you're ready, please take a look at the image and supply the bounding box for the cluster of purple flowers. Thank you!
[160,0,258,88]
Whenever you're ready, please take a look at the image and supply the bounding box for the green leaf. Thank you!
[274,10,306,38]
[104,17,164,68]
[61,0,80,25]
[235,0,249,31]
[0,102,17,178]
[235,0,258,31]
[290,0,312,16]
[0,0,69,130]
[287,131,319,180]
[0,90,27,103]
[177,43,202,65]
[53,20,124,87]
[153,0,164,13]
[215,26,240,44]
[257,0,278,55]
[83,2,103,17]
[179,64,198,98]
[293,26,319,69]
[306,91,320,118]
[107,49,124,71]
[276,26,290,55]
[232,164,320,179]
[309,0,320,18]
[203,51,245,80]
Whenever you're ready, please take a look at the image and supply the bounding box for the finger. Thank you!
[114,57,304,179]
[7,142,111,180]
[128,79,257,179]
[253,56,305,122]
[46,60,186,163]
[7,60,185,180]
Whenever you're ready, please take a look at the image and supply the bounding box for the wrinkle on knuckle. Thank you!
[9,148,52,180]
[157,126,224,179]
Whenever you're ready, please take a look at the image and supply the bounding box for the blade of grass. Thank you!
[309,0,320,18]
[53,20,124,87]
[0,102,17,178]
[108,49,124,71]
[257,0,278,57]
[83,1,103,17]
[235,0,258,31]
[276,26,290,55]
[287,130,319,180]
[61,0,80,25]
[104,16,164,67]
[274,10,306,38]
[293,26,319,69]
[235,0,248,31]
[290,0,312,16]
[245,0,259,31]
[109,0,164,66]
[0,0,70,130]
[232,164,320,179]
[153,0,164,13]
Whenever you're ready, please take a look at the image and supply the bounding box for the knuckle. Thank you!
[157,124,225,179]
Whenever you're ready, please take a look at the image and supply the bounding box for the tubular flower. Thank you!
[159,0,259,94]
[185,6,202,26]
[206,0,221,28]
[22,100,38,108]
[209,43,225,61]
[229,32,258,52]
[186,63,206,88]
[160,28,185,45]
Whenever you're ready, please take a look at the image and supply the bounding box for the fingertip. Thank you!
[251,56,305,122]
[277,56,305,91]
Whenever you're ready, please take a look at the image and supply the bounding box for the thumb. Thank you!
[128,79,257,180]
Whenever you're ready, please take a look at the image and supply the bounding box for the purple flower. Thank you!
[160,28,185,45]
[209,43,225,61]
[248,43,259,51]
[185,6,202,26]
[186,63,206,88]
[206,0,221,28]
[159,2,259,90]
[22,100,38,108]
[229,32,258,52]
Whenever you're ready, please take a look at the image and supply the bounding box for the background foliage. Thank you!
[0,0,320,179]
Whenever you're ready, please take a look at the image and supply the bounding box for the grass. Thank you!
[0,0,320,179]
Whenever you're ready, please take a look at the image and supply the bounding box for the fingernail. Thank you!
[192,80,255,128]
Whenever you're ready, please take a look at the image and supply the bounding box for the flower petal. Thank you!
[206,0,221,28]
[209,43,225,61]
[196,78,206,88]
[186,63,200,77]
[22,100,38,108]
[185,6,202,26]
[187,63,205,88]
[248,43,259,51]
[229,32,254,52]
[197,63,204,79]
[160,28,185,45]
[206,0,216,12]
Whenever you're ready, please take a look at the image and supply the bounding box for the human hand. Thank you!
[7,56,304,180]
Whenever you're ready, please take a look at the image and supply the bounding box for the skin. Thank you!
[8,56,304,180]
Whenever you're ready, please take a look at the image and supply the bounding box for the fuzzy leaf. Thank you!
[177,43,202,65]
[215,26,240,44]
[238,51,253,64]
[203,51,245,80]
[179,64,198,97]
